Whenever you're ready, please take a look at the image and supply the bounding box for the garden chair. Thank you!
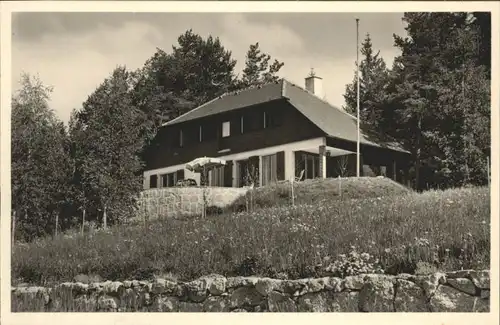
[294,169,305,182]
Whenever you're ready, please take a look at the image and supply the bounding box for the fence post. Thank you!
[55,212,59,237]
[487,156,490,188]
[103,205,107,229]
[12,210,16,248]
[291,176,295,207]
[81,208,86,236]
[338,175,342,199]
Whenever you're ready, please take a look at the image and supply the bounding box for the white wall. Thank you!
[143,137,326,189]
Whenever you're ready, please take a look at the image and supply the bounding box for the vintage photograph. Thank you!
[5,6,494,314]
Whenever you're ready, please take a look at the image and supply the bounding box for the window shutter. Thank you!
[224,161,233,187]
[177,170,185,182]
[150,175,158,189]
[276,151,285,181]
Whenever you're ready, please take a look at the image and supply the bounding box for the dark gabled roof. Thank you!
[163,79,409,153]
[164,81,284,125]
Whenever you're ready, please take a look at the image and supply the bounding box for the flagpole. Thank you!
[356,18,360,178]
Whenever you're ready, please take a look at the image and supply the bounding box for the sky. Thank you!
[12,12,407,124]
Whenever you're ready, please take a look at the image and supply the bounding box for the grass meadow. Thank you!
[11,178,490,286]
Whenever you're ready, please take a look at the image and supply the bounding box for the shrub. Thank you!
[323,246,385,277]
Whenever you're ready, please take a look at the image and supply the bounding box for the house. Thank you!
[143,71,411,189]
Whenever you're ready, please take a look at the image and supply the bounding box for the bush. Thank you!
[12,186,490,285]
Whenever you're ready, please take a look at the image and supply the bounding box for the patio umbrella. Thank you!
[185,157,227,173]
[185,156,227,217]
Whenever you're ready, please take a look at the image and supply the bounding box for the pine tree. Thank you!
[168,30,238,106]
[387,12,490,189]
[343,34,389,133]
[240,42,284,87]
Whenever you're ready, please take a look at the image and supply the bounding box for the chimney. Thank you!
[305,68,325,99]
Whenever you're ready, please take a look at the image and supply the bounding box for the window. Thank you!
[199,126,202,142]
[179,129,183,147]
[149,175,158,189]
[222,121,230,138]
[177,170,185,182]
[297,153,319,180]
[262,154,278,186]
[161,174,168,188]
[210,166,225,187]
[160,173,177,187]
[240,116,244,134]
[168,173,176,186]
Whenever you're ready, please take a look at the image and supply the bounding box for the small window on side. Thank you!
[149,175,158,189]
[222,121,230,138]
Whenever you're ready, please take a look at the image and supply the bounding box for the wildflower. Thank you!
[384,248,391,253]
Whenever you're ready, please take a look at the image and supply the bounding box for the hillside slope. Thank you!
[229,176,411,211]
[12,181,490,286]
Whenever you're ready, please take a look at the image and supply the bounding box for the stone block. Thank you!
[447,278,477,296]
[97,295,119,312]
[203,296,231,312]
[73,294,98,312]
[430,285,489,312]
[150,295,178,312]
[230,287,264,309]
[178,301,203,312]
[185,279,209,302]
[394,279,428,312]
[331,292,359,312]
[255,278,284,296]
[343,275,365,290]
[297,291,357,312]
[267,291,297,312]
[151,278,178,295]
[358,275,395,312]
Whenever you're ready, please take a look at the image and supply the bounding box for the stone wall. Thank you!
[137,187,248,220]
[12,270,489,312]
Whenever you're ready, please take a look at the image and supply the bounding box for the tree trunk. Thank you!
[81,208,86,236]
[487,156,490,187]
[55,212,59,237]
[103,205,107,229]
[462,65,470,185]
[415,117,422,191]
[12,210,16,247]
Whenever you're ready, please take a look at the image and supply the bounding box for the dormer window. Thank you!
[222,121,230,138]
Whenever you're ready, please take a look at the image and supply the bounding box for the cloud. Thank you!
[12,21,164,123]
[12,12,404,124]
